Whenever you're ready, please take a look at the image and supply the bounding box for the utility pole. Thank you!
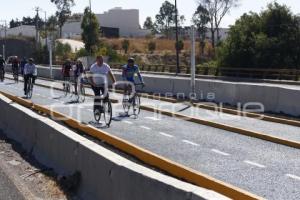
[89,0,92,56]
[175,0,180,75]
[0,20,7,60]
[190,26,196,100]
[34,7,41,48]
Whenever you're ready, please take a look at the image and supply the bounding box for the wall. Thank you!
[0,94,228,200]
[5,65,300,117]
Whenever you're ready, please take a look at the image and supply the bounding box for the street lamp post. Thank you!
[0,20,7,60]
[175,0,180,75]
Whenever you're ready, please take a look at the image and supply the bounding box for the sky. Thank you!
[0,0,299,27]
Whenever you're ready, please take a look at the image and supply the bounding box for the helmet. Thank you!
[28,58,34,62]
[128,57,135,63]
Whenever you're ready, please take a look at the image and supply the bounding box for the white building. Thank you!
[0,25,36,38]
[61,7,151,38]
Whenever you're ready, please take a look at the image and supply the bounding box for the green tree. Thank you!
[193,4,210,55]
[218,2,300,69]
[155,1,175,37]
[143,17,157,34]
[148,41,156,53]
[81,7,100,55]
[55,41,72,60]
[51,0,75,38]
[197,0,239,48]
[175,40,184,53]
[121,39,130,54]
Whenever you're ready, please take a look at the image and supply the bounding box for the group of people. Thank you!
[1,54,145,111]
[61,55,145,109]
[0,55,37,95]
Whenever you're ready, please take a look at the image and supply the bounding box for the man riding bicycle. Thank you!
[23,58,37,95]
[62,59,72,87]
[0,55,5,81]
[88,55,116,111]
[122,58,145,95]
[74,59,84,95]
[12,56,19,82]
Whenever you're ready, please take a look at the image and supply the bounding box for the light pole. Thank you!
[0,20,7,60]
[40,10,48,48]
[175,0,180,75]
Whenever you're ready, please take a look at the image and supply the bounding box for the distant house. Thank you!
[61,7,151,39]
[0,25,36,38]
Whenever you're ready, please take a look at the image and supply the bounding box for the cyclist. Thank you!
[88,55,116,110]
[20,57,27,76]
[74,59,84,95]
[23,58,37,95]
[122,58,145,96]
[0,55,5,81]
[62,59,72,88]
[12,56,19,82]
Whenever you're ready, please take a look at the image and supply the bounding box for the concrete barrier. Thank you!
[6,65,300,116]
[0,94,229,200]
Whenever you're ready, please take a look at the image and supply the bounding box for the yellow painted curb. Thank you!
[194,103,300,128]
[0,90,263,200]
[141,105,300,149]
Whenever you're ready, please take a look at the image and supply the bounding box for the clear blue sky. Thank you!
[0,0,299,27]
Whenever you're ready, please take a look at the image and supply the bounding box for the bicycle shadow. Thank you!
[88,121,109,129]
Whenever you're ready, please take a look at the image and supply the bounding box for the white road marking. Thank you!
[145,117,161,121]
[123,120,133,125]
[158,132,174,138]
[211,149,230,156]
[182,140,199,146]
[286,174,300,181]
[140,126,151,130]
[244,160,266,168]
[87,109,93,112]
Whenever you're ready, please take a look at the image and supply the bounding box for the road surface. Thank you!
[0,78,299,200]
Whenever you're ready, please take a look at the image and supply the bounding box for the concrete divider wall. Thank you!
[5,65,300,116]
[0,94,229,200]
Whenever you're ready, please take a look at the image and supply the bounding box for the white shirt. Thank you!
[24,63,37,75]
[90,62,111,85]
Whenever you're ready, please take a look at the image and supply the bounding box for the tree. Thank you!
[81,7,100,55]
[121,39,130,54]
[175,40,184,53]
[148,41,156,53]
[143,17,156,34]
[155,1,176,38]
[197,0,239,48]
[218,2,300,69]
[193,4,210,55]
[9,19,22,28]
[55,41,72,60]
[51,0,75,38]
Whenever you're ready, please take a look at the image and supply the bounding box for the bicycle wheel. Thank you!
[94,108,101,123]
[0,70,3,82]
[79,85,85,102]
[26,78,33,99]
[132,95,141,116]
[122,94,130,114]
[103,100,112,127]
[64,83,70,96]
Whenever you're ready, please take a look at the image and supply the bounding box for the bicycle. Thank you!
[63,76,73,97]
[93,93,113,127]
[0,68,4,82]
[75,76,86,103]
[25,75,34,99]
[13,68,19,83]
[122,83,144,116]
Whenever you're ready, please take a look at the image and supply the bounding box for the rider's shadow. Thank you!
[88,121,109,129]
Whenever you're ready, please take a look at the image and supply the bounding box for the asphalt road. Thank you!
[0,167,24,200]
[0,78,300,200]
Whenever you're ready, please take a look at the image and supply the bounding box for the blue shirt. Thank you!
[122,65,143,83]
